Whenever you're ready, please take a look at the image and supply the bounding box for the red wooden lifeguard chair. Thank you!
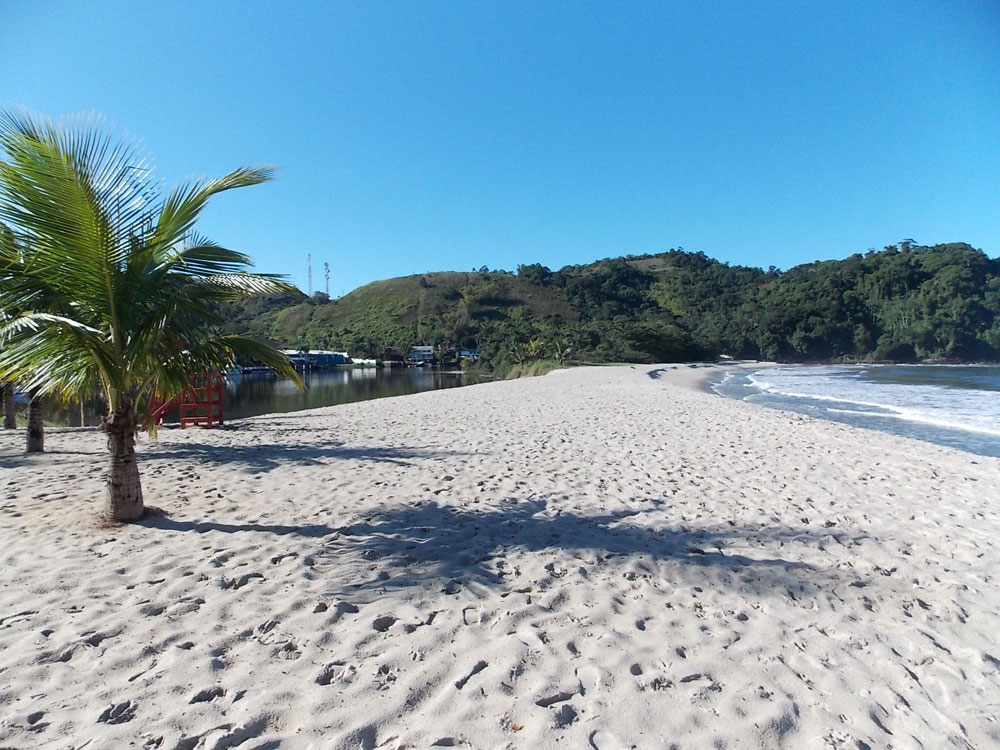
[148,372,225,429]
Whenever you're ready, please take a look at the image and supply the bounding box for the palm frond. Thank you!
[0,312,117,400]
[0,108,298,415]
[172,243,255,274]
[187,273,298,298]
[151,166,274,253]
[0,111,161,323]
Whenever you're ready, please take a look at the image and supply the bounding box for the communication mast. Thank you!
[307,253,312,296]
[324,262,330,296]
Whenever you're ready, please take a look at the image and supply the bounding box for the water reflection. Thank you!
[12,393,106,428]
[222,367,476,421]
[28,368,480,427]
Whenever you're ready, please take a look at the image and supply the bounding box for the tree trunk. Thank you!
[26,393,43,453]
[101,399,144,521]
[2,383,15,429]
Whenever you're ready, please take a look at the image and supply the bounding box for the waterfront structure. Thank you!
[409,346,434,364]
[308,350,351,366]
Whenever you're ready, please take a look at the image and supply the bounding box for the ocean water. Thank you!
[711,364,1000,458]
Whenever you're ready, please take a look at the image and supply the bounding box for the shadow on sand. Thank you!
[143,439,467,472]
[141,498,859,598]
[139,513,342,537]
[0,447,102,468]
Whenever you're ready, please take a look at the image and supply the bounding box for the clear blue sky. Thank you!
[3,1,998,295]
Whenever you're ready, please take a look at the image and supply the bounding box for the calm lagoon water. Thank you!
[36,368,481,426]
[223,367,478,420]
[712,364,1000,458]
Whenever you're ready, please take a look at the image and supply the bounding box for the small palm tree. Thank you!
[1,382,13,428]
[552,337,572,366]
[526,338,545,361]
[0,110,299,521]
[510,341,528,366]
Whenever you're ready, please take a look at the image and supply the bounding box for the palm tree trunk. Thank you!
[2,382,15,429]
[26,393,43,452]
[101,399,144,521]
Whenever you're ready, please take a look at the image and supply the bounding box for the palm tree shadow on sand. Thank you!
[142,498,862,598]
[322,499,857,598]
[143,439,469,472]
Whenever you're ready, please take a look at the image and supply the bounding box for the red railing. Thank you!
[147,372,225,430]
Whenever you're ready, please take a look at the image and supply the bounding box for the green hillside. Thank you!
[225,242,1000,370]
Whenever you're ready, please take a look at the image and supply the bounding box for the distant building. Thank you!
[382,347,405,366]
[409,346,435,363]
[280,350,311,370]
[308,350,351,366]
[279,350,353,368]
[460,348,479,361]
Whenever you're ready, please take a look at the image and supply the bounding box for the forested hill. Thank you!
[224,242,1000,370]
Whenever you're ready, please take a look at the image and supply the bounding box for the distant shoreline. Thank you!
[643,360,777,395]
[711,361,1000,459]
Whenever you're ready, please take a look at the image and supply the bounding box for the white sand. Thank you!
[1,364,998,749]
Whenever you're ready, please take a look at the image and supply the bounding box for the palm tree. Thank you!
[526,338,545,361]
[26,390,42,452]
[0,222,24,434]
[0,223,17,430]
[552,337,572,366]
[1,382,13,428]
[0,110,299,521]
[510,341,528,366]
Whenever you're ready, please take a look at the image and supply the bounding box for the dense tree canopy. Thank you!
[223,242,1000,371]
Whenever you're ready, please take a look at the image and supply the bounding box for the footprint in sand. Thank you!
[38,644,77,664]
[256,619,280,636]
[276,640,301,660]
[454,660,488,690]
[220,572,264,590]
[97,700,138,724]
[189,686,225,704]
[575,665,601,695]
[209,551,234,567]
[315,662,343,686]
[372,615,398,632]
[554,704,578,727]
[83,629,121,648]
[535,691,576,708]
[589,730,623,750]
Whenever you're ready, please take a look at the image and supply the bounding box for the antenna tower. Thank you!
[324,262,330,296]
[307,253,312,296]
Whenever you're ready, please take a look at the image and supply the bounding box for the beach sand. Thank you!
[1,364,998,749]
